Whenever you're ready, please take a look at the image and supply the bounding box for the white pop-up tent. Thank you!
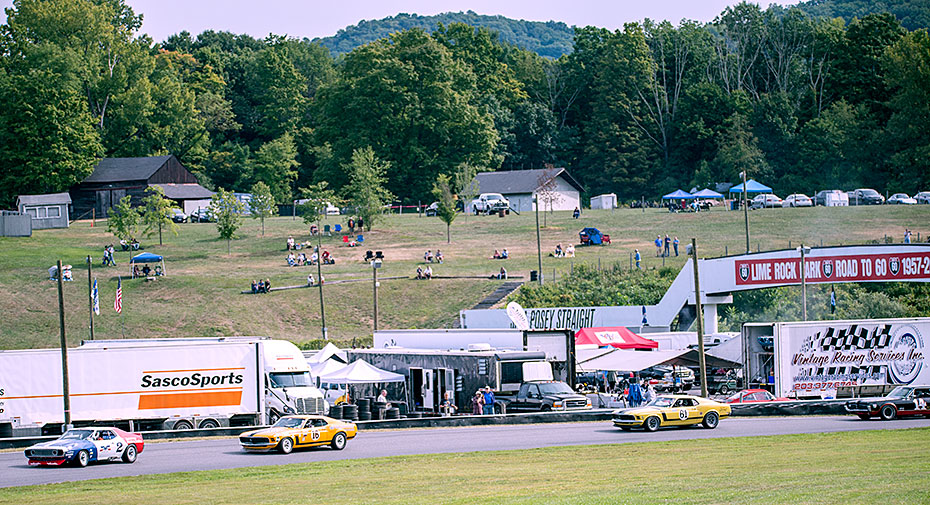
[311,359,347,381]
[316,359,405,384]
[306,342,347,365]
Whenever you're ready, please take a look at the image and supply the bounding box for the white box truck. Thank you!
[0,337,326,437]
[743,318,930,399]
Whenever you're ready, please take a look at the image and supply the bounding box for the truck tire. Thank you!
[719,385,730,395]
[541,405,552,412]
[702,411,719,429]
[76,449,90,467]
[278,437,294,454]
[173,420,193,431]
[644,416,660,432]
[331,432,347,450]
[199,419,219,429]
[880,405,897,421]
[122,444,137,464]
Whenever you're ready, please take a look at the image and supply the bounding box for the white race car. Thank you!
[24,427,144,467]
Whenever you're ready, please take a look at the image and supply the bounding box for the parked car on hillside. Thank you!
[782,194,812,207]
[170,209,188,223]
[916,191,930,204]
[470,193,510,215]
[189,208,214,223]
[750,194,783,209]
[886,193,917,205]
[425,201,439,217]
[814,189,848,206]
[848,188,884,205]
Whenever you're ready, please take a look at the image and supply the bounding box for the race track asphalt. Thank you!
[3,415,929,488]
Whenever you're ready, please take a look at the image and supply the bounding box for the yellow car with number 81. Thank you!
[612,395,731,432]
[239,415,357,453]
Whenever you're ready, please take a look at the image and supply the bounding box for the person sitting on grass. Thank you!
[492,249,501,259]
[435,250,443,264]
[310,224,318,235]
[154,265,163,276]
[307,273,315,286]
[286,252,297,266]
[322,250,334,264]
[498,267,507,280]
[425,265,433,279]
[310,251,319,265]
[416,266,424,280]
[263,278,271,293]
[566,244,575,257]
[297,252,307,266]
[142,264,152,277]
[251,280,258,294]
[286,236,295,250]
[501,249,509,259]
[132,265,141,278]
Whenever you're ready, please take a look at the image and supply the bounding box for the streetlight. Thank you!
[371,254,383,331]
[797,244,811,320]
[740,170,750,253]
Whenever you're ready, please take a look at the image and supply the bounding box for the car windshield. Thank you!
[648,397,675,408]
[269,372,312,388]
[537,382,574,395]
[861,189,880,197]
[726,392,743,402]
[272,417,305,428]
[892,194,908,199]
[61,429,94,440]
[485,194,504,200]
[887,386,912,398]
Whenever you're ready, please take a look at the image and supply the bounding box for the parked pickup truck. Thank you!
[497,381,591,413]
[470,193,511,215]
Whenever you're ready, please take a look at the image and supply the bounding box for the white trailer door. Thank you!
[423,369,434,410]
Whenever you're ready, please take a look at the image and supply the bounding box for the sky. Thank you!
[1,0,801,43]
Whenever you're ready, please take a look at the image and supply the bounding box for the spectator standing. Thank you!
[673,237,680,256]
[482,386,496,415]
[664,234,671,257]
[471,391,485,415]
[634,249,641,270]
[655,235,662,256]
[357,216,364,230]
[904,229,911,244]
[627,379,643,407]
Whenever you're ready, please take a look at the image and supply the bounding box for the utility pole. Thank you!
[742,171,750,253]
[86,256,94,340]
[316,216,327,340]
[56,260,72,428]
[535,195,542,285]
[690,240,708,398]
[371,258,381,331]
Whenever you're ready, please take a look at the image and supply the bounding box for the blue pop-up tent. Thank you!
[130,252,165,278]
[728,180,772,194]
[661,189,696,200]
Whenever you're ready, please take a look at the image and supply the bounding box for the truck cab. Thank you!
[260,340,327,423]
[501,381,591,412]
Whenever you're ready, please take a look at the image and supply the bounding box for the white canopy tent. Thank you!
[311,360,347,382]
[306,342,347,365]
[316,359,405,384]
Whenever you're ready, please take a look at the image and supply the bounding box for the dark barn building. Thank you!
[71,155,201,218]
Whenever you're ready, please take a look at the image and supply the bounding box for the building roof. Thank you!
[475,168,585,195]
[17,193,72,206]
[152,183,214,200]
[83,155,174,183]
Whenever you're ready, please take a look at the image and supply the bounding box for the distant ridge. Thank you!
[311,11,575,58]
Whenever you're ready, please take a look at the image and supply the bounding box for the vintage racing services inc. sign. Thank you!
[735,250,930,286]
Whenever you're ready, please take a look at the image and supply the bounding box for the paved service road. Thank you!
[3,416,929,488]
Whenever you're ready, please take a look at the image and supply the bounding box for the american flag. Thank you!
[114,278,122,313]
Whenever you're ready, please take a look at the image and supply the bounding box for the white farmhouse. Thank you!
[473,168,583,213]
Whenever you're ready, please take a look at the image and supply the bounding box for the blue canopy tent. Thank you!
[662,189,696,200]
[130,252,165,278]
[693,188,724,198]
[728,180,772,194]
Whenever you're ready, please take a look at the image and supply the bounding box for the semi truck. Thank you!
[0,337,326,438]
[742,317,930,399]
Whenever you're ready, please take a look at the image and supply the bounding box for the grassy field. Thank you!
[0,205,927,349]
[0,428,927,503]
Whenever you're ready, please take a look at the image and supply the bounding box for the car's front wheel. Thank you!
[719,384,730,395]
[122,444,137,464]
[331,432,347,450]
[702,411,719,429]
[880,405,897,421]
[644,416,660,432]
[76,449,90,467]
[279,437,294,454]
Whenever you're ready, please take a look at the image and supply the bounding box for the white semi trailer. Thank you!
[0,337,326,437]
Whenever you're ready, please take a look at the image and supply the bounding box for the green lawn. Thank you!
[1,428,927,504]
[0,205,927,349]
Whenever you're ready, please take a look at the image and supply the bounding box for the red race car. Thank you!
[725,389,792,404]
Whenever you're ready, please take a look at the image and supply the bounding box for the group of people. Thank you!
[49,264,73,281]
[624,376,657,407]
[119,238,140,251]
[250,279,272,294]
[346,217,363,233]
[491,249,509,259]
[101,244,117,266]
[286,236,313,251]
[551,243,575,258]
[415,265,434,279]
[286,250,333,267]
[654,234,680,257]
[423,249,444,264]
[470,386,496,415]
[132,264,162,278]
[306,273,324,286]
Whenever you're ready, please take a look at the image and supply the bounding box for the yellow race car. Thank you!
[612,394,731,432]
[239,415,358,453]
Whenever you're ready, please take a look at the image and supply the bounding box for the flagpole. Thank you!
[86,255,94,341]
[116,276,125,338]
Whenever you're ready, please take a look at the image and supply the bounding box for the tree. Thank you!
[343,147,394,232]
[431,174,457,243]
[249,181,277,237]
[106,195,140,243]
[453,163,480,221]
[298,181,339,231]
[251,133,299,203]
[694,113,769,188]
[884,30,930,192]
[535,168,561,227]
[140,186,180,246]
[210,188,245,254]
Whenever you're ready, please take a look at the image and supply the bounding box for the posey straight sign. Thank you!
[735,251,930,286]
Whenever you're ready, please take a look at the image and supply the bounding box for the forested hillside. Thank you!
[1,0,928,209]
[312,11,574,58]
[797,0,929,30]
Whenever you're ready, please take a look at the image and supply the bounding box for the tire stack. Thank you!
[342,404,358,421]
[406,411,422,418]
[385,407,400,420]
[356,398,371,413]
[329,404,344,419]
[357,410,371,421]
